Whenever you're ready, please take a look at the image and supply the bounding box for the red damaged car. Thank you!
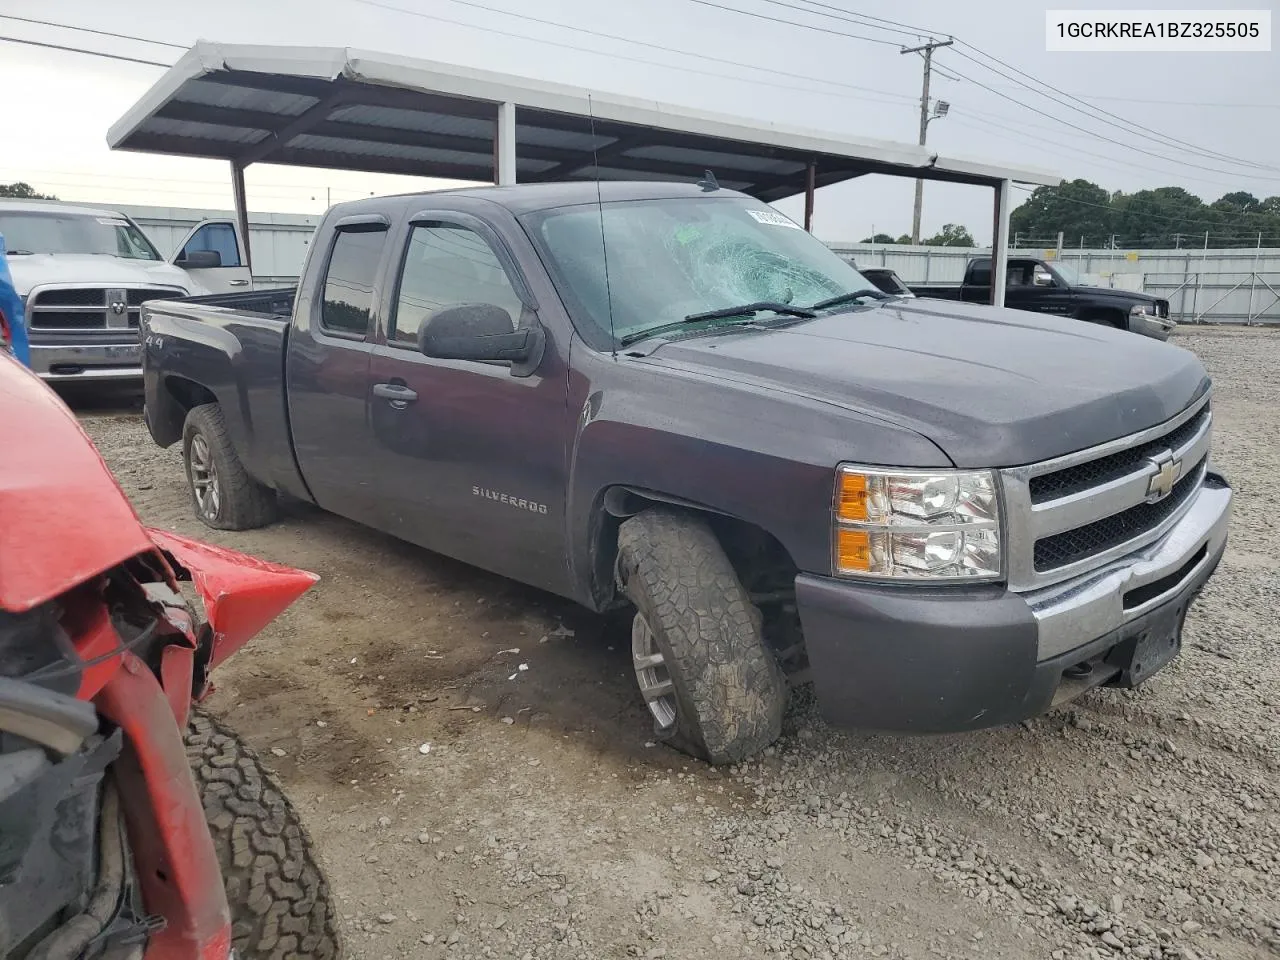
[0,353,340,959]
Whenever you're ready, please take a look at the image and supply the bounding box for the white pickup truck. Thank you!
[0,200,252,382]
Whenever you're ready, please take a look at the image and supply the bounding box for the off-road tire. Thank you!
[185,710,341,960]
[616,508,787,764]
[182,403,277,530]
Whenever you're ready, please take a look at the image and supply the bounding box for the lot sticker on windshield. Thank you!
[96,218,128,226]
[747,209,802,229]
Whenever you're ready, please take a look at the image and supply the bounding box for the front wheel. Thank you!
[186,710,342,959]
[616,508,787,764]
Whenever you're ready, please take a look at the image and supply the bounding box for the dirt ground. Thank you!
[74,327,1277,960]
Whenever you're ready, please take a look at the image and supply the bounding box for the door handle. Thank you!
[228,279,250,287]
[373,382,418,407]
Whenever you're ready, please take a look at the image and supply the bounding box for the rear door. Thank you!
[285,216,392,529]
[170,220,254,293]
[365,210,572,595]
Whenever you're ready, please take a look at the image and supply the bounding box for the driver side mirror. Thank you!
[419,303,541,365]
[1033,270,1054,287]
[176,249,222,269]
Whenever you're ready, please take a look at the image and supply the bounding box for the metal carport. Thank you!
[107,42,1060,306]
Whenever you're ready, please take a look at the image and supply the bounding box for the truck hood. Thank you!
[6,255,199,296]
[1074,283,1161,306]
[642,297,1208,468]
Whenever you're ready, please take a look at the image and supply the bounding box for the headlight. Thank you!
[833,465,1002,581]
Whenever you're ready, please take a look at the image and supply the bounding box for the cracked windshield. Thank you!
[531,197,874,341]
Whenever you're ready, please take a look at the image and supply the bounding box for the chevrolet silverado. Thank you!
[137,182,1230,763]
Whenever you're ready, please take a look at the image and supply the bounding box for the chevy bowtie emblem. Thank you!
[1145,450,1181,502]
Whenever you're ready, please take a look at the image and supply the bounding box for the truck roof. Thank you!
[328,180,756,218]
[0,198,130,219]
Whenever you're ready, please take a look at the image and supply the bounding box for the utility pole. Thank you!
[901,38,953,245]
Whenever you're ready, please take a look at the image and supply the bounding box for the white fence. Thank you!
[832,242,1280,325]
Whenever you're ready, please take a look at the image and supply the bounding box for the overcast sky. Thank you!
[0,0,1276,242]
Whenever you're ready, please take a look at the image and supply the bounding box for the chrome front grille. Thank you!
[1029,407,1210,503]
[1001,392,1213,591]
[27,285,186,333]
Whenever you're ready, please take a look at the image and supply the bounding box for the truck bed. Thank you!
[908,284,965,300]
[172,285,298,319]
[140,285,306,501]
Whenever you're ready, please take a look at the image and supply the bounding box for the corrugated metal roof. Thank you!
[141,116,269,145]
[172,78,318,117]
[108,42,1061,200]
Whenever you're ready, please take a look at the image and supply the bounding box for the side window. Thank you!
[320,227,388,338]
[180,223,242,267]
[391,223,524,347]
[969,259,992,286]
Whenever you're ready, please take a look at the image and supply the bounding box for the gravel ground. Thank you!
[76,327,1277,960]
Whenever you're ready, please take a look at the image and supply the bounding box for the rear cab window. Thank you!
[319,226,389,338]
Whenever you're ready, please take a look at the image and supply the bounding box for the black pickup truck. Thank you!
[139,182,1230,764]
[913,256,1176,340]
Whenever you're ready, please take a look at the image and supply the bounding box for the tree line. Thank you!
[860,180,1280,250]
[1,182,57,200]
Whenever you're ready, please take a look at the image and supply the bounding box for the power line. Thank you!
[948,43,1280,175]
[725,0,1280,175]
[427,0,916,103]
[750,0,932,40]
[350,0,911,105]
[946,114,1256,193]
[935,60,1280,184]
[0,14,187,49]
[0,34,170,67]
[681,0,903,46]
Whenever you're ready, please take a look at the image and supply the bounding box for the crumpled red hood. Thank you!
[0,355,153,613]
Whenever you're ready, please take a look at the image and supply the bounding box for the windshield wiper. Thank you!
[618,302,818,347]
[682,301,817,324]
[4,249,35,256]
[810,289,892,310]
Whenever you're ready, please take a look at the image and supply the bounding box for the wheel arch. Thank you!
[1078,306,1128,330]
[148,374,218,448]
[588,485,800,610]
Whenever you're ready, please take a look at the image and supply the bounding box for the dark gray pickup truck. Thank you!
[139,182,1231,764]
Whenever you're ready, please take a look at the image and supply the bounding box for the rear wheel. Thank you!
[616,508,787,764]
[182,403,277,530]
[186,710,341,960]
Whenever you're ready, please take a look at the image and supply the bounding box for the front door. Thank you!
[171,220,254,293]
[1005,260,1075,318]
[366,214,572,596]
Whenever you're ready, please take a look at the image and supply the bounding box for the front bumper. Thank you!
[796,473,1231,733]
[28,340,143,381]
[1130,310,1176,341]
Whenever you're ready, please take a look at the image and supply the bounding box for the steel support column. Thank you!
[991,178,1011,308]
[495,101,517,186]
[230,160,252,273]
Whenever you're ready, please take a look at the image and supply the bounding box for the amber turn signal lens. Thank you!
[836,528,871,572]
[837,471,868,521]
